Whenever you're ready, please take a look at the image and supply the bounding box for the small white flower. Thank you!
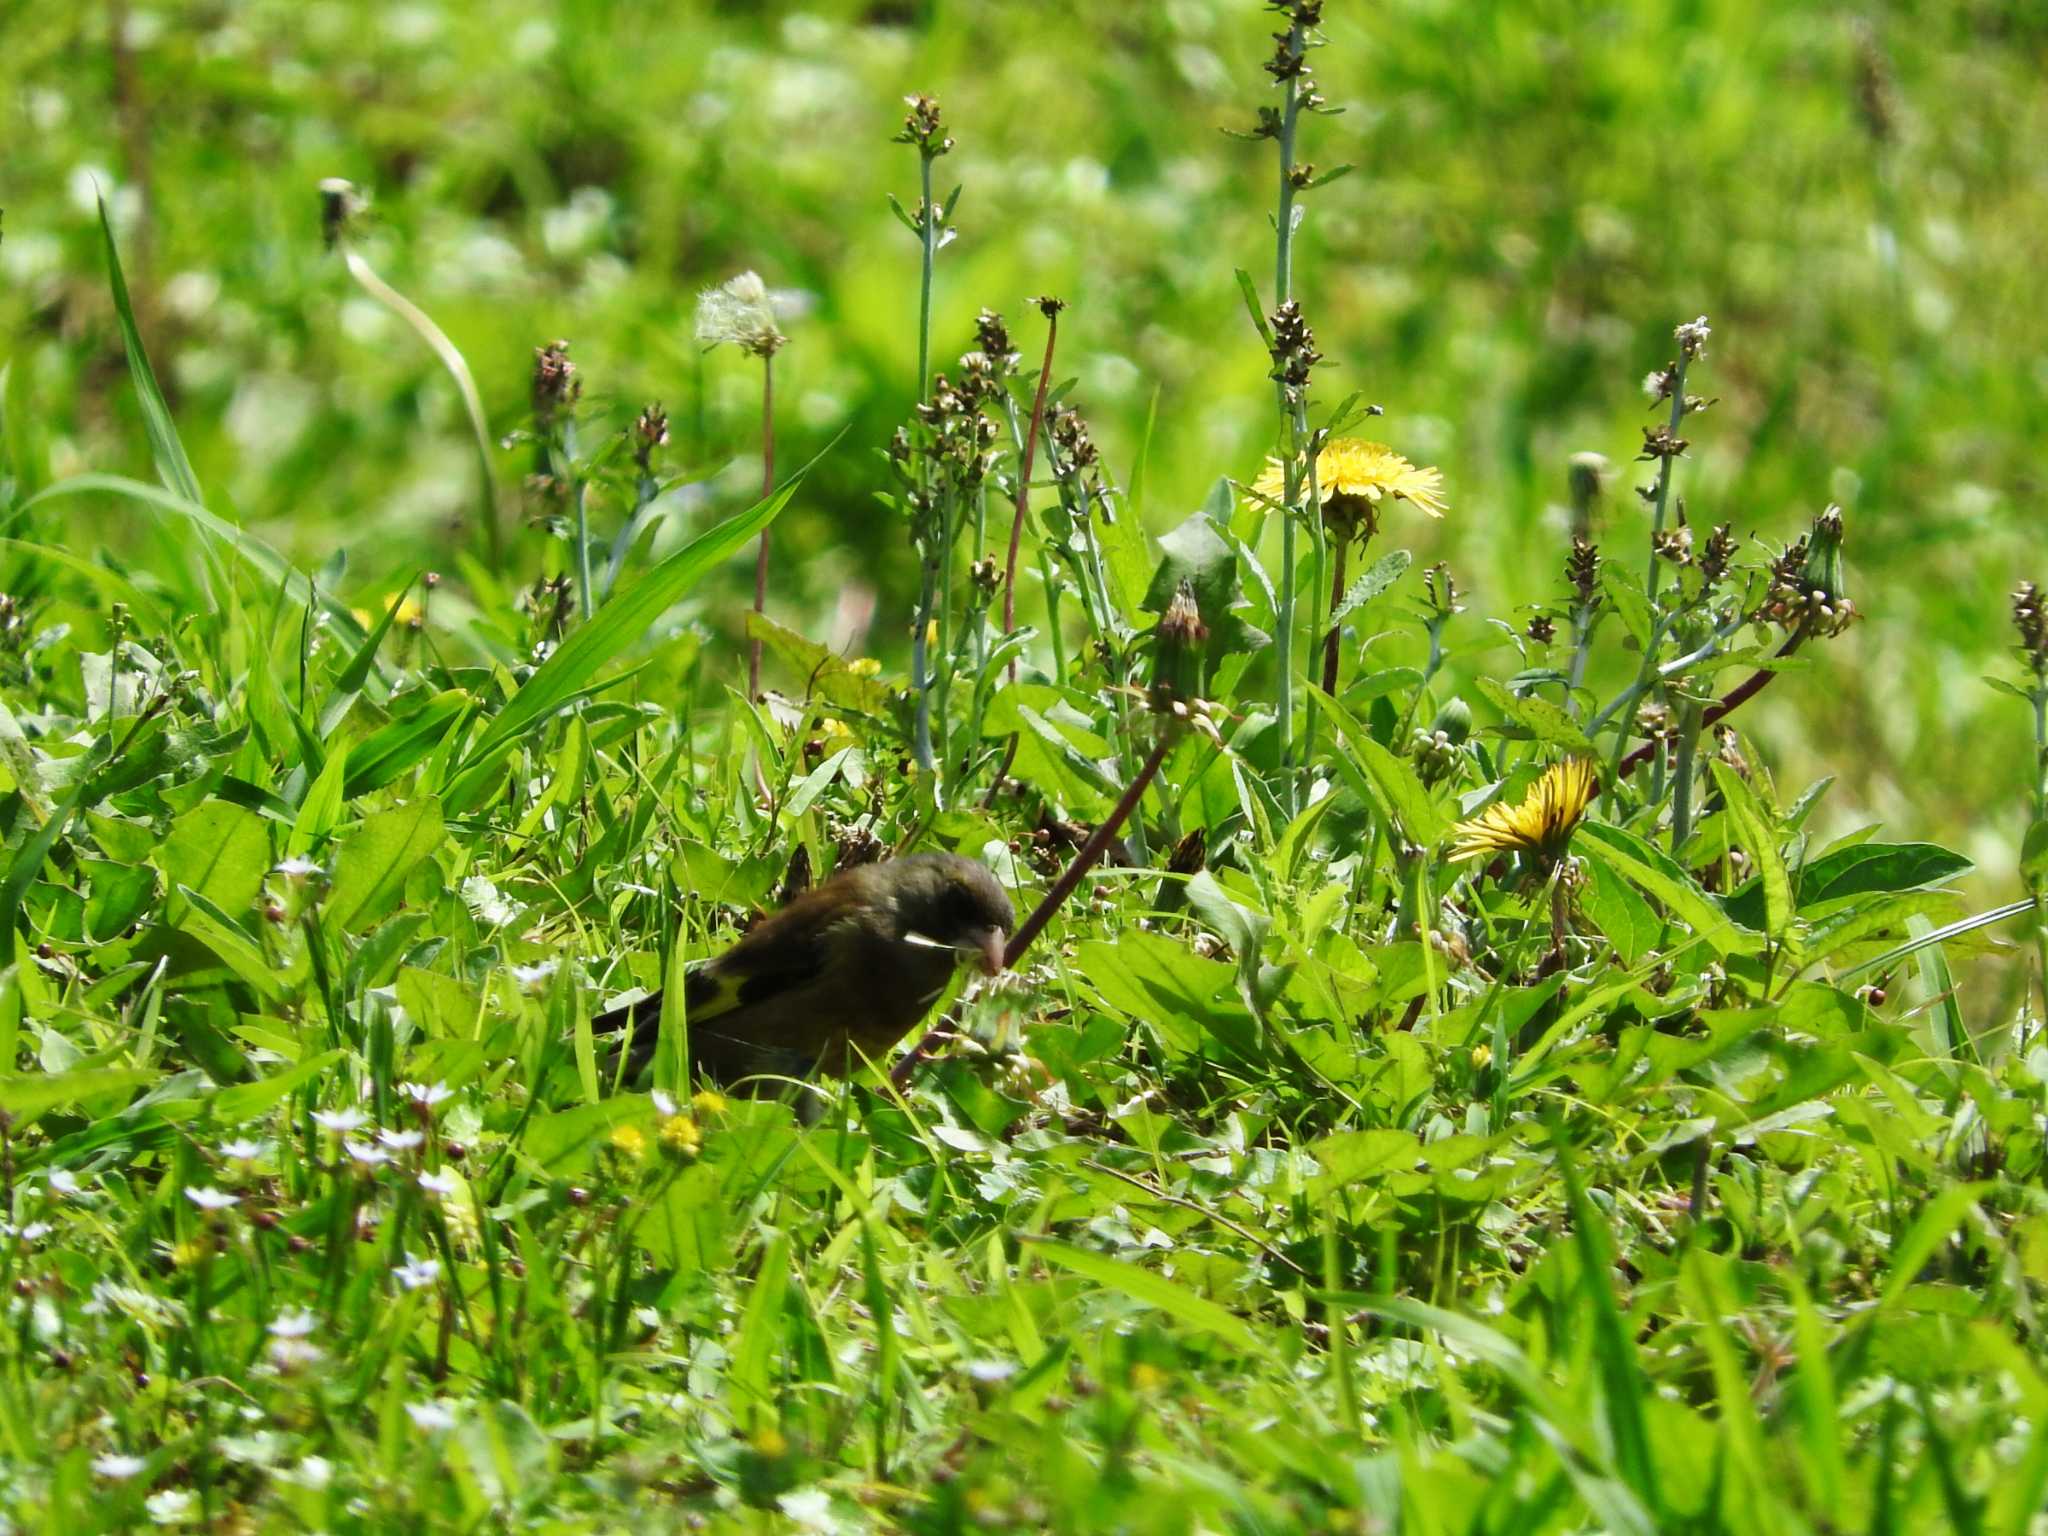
[966,1359,1017,1383]
[285,1454,334,1490]
[7,1221,52,1241]
[184,1186,239,1211]
[343,1140,392,1167]
[418,1169,459,1197]
[405,1400,458,1431]
[48,1169,82,1196]
[377,1128,425,1152]
[508,960,558,992]
[651,1090,678,1117]
[144,1487,196,1525]
[311,1108,368,1133]
[1674,314,1712,357]
[92,1451,147,1479]
[268,1337,323,1371]
[393,1252,440,1291]
[399,1081,452,1109]
[216,1138,267,1161]
[267,1309,318,1339]
[272,856,324,879]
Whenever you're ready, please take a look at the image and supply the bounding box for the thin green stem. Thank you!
[749,352,774,700]
[1670,698,1703,853]
[1644,355,1691,608]
[1270,22,1307,815]
[916,154,936,401]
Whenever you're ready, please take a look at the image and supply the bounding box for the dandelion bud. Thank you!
[1764,504,1856,637]
[1149,579,1208,713]
[1430,696,1473,747]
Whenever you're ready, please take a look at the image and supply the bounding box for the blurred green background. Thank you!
[4,0,2043,882]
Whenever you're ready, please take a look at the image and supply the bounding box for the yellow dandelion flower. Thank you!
[1252,438,1448,540]
[658,1114,702,1160]
[1449,758,1599,866]
[607,1124,648,1162]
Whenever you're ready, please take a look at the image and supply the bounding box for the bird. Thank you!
[594,852,1015,1090]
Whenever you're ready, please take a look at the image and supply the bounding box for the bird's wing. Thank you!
[682,890,842,1021]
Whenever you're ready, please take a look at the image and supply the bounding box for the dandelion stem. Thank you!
[748,352,774,701]
[1321,535,1348,699]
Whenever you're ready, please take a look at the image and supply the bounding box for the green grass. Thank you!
[3,3,2048,1531]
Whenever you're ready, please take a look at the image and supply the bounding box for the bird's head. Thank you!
[890,853,1015,976]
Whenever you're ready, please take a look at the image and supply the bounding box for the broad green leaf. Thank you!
[1600,566,1653,648]
[343,691,470,801]
[1710,761,1790,941]
[1580,856,1662,965]
[1026,1238,1264,1352]
[1575,821,1762,957]
[157,801,270,923]
[1475,677,1597,756]
[1304,1128,1423,1199]
[173,885,285,1002]
[1799,841,1972,907]
[745,612,895,714]
[325,796,444,932]
[211,1049,344,1122]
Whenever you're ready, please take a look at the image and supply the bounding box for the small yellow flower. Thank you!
[658,1115,702,1160]
[1252,438,1447,540]
[847,657,882,678]
[607,1124,648,1162]
[1470,1043,1494,1070]
[1449,758,1599,867]
[169,1238,209,1269]
[1129,1362,1170,1394]
[690,1090,728,1118]
[751,1426,789,1459]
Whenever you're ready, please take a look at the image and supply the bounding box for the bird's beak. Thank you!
[974,927,1008,976]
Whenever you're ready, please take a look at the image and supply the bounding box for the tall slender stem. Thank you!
[916,154,936,402]
[1271,44,1305,814]
[1321,537,1349,697]
[1003,311,1059,642]
[568,420,593,622]
[1669,697,1703,853]
[748,353,775,700]
[1644,354,1690,608]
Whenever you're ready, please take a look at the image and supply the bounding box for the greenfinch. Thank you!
[598,852,1014,1089]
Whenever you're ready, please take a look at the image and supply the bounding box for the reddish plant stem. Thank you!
[1617,628,1807,779]
[1002,311,1060,643]
[1320,539,1349,697]
[748,354,775,701]
[892,727,1172,1087]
